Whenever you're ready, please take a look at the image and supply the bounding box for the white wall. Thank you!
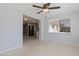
[0,4,23,53]
[46,12,79,46]
[0,4,45,53]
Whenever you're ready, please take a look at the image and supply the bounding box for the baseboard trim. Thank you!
[45,39,79,46]
[0,45,23,54]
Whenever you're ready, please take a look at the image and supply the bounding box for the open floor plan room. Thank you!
[0,3,79,56]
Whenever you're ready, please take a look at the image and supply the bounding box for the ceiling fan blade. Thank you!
[48,6,60,9]
[37,10,43,14]
[33,5,42,8]
[43,3,51,8]
[47,3,51,6]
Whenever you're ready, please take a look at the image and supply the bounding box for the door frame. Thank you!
[22,15,41,44]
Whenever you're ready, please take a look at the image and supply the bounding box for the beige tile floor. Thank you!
[0,36,79,56]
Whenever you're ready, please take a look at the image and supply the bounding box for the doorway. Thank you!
[23,15,40,44]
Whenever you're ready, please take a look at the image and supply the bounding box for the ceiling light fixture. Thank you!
[24,18,28,21]
[43,9,49,13]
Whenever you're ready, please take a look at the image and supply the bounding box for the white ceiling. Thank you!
[20,3,79,15]
[10,3,79,19]
[47,3,79,16]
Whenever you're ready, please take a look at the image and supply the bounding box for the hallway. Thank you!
[1,38,79,56]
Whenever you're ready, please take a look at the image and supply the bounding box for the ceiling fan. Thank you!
[33,3,60,14]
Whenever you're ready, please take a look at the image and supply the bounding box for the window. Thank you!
[48,19,71,33]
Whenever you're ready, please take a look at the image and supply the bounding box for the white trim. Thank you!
[38,20,41,40]
[0,45,22,54]
[22,15,41,40]
[46,39,79,46]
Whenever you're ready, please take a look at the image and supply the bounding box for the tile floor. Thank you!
[0,36,79,56]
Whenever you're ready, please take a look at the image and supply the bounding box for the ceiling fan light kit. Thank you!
[43,9,49,13]
[33,3,60,14]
